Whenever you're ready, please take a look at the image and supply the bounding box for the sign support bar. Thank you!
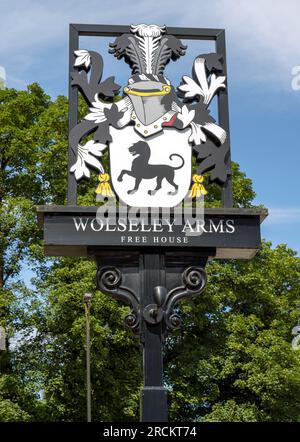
[140,253,168,422]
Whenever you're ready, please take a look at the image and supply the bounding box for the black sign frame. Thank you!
[37,24,268,422]
[67,24,232,208]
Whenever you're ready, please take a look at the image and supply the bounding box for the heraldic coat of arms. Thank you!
[69,24,229,207]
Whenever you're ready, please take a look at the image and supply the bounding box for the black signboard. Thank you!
[38,206,266,259]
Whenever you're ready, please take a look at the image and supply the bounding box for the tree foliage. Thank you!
[166,243,300,421]
[0,84,50,420]
[0,84,299,422]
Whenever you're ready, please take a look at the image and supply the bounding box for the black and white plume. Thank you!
[109,24,186,78]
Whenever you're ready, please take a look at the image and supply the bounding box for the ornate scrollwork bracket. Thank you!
[96,265,207,336]
[96,266,140,334]
[142,266,207,333]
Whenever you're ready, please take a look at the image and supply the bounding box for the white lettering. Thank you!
[196,219,208,233]
[90,218,103,232]
[182,219,195,233]
[152,219,163,232]
[164,219,175,232]
[129,219,139,232]
[118,218,127,232]
[209,220,224,233]
[103,426,138,439]
[140,218,152,232]
[225,219,235,233]
[73,217,89,232]
[105,219,116,231]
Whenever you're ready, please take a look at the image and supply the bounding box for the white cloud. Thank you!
[1,0,299,90]
[173,0,300,87]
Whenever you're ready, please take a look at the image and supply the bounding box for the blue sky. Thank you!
[1,0,300,254]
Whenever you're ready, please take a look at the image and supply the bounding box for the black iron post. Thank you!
[83,292,92,423]
[0,326,6,351]
[96,251,208,422]
[140,253,168,422]
[67,24,78,205]
[216,29,233,208]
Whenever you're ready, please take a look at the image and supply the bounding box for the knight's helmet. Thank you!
[109,24,186,131]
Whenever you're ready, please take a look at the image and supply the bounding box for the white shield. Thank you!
[109,126,191,208]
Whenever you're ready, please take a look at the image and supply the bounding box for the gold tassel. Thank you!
[189,174,208,198]
[95,173,114,197]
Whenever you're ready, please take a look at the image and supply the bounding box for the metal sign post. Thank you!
[37,23,267,422]
[0,326,6,351]
[83,293,92,422]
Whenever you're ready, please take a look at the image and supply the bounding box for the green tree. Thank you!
[166,242,300,421]
[0,85,142,421]
[0,85,87,419]
[0,84,52,420]
[18,259,142,421]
